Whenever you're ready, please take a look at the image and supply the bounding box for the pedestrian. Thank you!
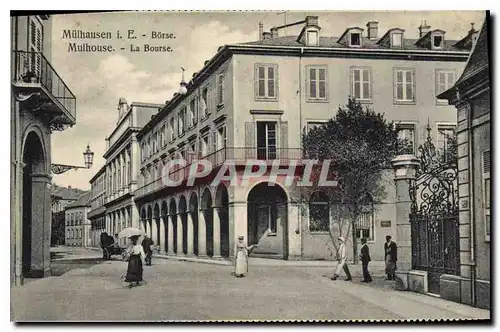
[124,235,146,288]
[359,237,372,283]
[234,236,257,278]
[331,237,352,281]
[141,234,154,266]
[384,235,397,280]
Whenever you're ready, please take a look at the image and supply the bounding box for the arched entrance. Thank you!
[201,188,213,257]
[169,199,178,254]
[247,182,288,259]
[153,203,160,248]
[161,201,168,253]
[215,184,230,258]
[189,192,199,256]
[22,131,48,277]
[178,196,188,255]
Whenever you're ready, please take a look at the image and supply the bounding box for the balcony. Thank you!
[134,147,304,199]
[12,51,76,130]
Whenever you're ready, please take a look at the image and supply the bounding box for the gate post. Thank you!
[391,154,420,290]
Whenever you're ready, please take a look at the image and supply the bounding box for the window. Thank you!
[178,107,186,135]
[350,32,361,46]
[152,133,157,154]
[212,132,218,153]
[482,150,490,240]
[201,86,209,116]
[307,66,327,100]
[307,30,318,46]
[189,98,197,127]
[217,126,227,150]
[437,124,456,161]
[170,117,176,141]
[309,192,330,232]
[356,211,374,241]
[351,67,372,101]
[159,125,164,147]
[306,121,327,133]
[256,122,277,160]
[147,137,151,158]
[396,123,416,155]
[394,69,415,103]
[217,74,225,106]
[391,33,402,47]
[255,64,278,99]
[436,70,456,104]
[28,16,43,78]
[433,35,443,48]
[201,135,209,156]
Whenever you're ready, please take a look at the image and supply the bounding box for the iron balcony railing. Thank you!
[134,147,304,198]
[12,50,76,123]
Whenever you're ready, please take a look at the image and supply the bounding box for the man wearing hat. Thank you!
[384,235,397,280]
[331,236,352,281]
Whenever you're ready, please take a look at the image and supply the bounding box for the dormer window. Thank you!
[433,35,443,48]
[391,33,403,47]
[307,30,318,46]
[350,33,361,46]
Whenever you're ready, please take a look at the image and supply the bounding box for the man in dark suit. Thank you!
[141,235,154,266]
[384,235,397,280]
[359,237,372,282]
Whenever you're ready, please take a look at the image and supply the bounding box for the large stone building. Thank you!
[51,184,86,246]
[65,191,91,247]
[437,17,490,309]
[130,16,474,262]
[102,99,164,246]
[11,14,76,285]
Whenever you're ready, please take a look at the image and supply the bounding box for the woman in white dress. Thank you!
[234,236,257,278]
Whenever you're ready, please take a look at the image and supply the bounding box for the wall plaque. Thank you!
[380,220,391,227]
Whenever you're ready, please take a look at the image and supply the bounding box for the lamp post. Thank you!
[51,144,94,174]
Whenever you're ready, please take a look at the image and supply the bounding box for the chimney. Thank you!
[366,21,379,40]
[263,31,272,40]
[259,22,264,41]
[419,20,431,38]
[305,16,319,27]
[270,27,279,39]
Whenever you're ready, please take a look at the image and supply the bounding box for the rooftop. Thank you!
[66,191,91,209]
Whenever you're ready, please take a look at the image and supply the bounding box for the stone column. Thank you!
[30,173,52,277]
[391,154,420,289]
[198,208,208,258]
[176,213,185,256]
[167,215,175,255]
[152,218,158,247]
[139,217,145,234]
[131,204,140,229]
[228,201,247,258]
[212,206,222,259]
[159,216,166,254]
[187,211,195,257]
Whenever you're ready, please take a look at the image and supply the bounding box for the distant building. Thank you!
[132,15,474,261]
[50,184,86,246]
[437,17,490,309]
[11,15,76,285]
[65,191,91,247]
[88,165,106,247]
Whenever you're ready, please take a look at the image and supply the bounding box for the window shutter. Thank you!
[483,150,491,174]
[254,65,259,99]
[274,65,279,99]
[221,74,225,104]
[245,122,256,159]
[305,67,310,99]
[280,121,288,159]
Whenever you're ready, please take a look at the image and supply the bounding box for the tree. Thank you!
[301,98,404,263]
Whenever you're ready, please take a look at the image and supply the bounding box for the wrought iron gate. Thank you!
[409,132,460,294]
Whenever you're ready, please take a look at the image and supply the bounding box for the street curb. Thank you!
[155,254,232,266]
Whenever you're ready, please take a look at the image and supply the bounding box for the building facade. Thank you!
[102,99,164,246]
[132,16,474,262]
[11,15,76,285]
[437,17,490,309]
[65,191,91,247]
[88,166,106,247]
[51,184,86,246]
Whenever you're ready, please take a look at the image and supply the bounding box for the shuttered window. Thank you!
[483,149,490,239]
[436,70,456,104]
[351,67,372,101]
[217,74,225,106]
[307,66,328,101]
[255,64,279,100]
[28,16,43,79]
[394,68,415,104]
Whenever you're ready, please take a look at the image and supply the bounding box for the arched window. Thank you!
[309,191,330,232]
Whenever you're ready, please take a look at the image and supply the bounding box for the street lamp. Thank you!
[51,144,94,174]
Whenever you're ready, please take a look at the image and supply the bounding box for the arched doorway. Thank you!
[161,201,168,253]
[215,184,230,258]
[178,196,188,255]
[201,188,213,257]
[153,203,160,248]
[22,131,47,277]
[189,192,199,256]
[169,199,178,254]
[247,182,288,259]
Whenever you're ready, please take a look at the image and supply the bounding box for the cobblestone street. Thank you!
[10,248,490,322]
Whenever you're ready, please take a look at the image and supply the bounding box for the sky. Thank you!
[49,10,485,190]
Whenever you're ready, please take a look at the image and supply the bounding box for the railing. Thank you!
[134,147,304,198]
[12,50,76,123]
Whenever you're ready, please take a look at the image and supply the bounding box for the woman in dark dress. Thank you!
[125,235,146,288]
